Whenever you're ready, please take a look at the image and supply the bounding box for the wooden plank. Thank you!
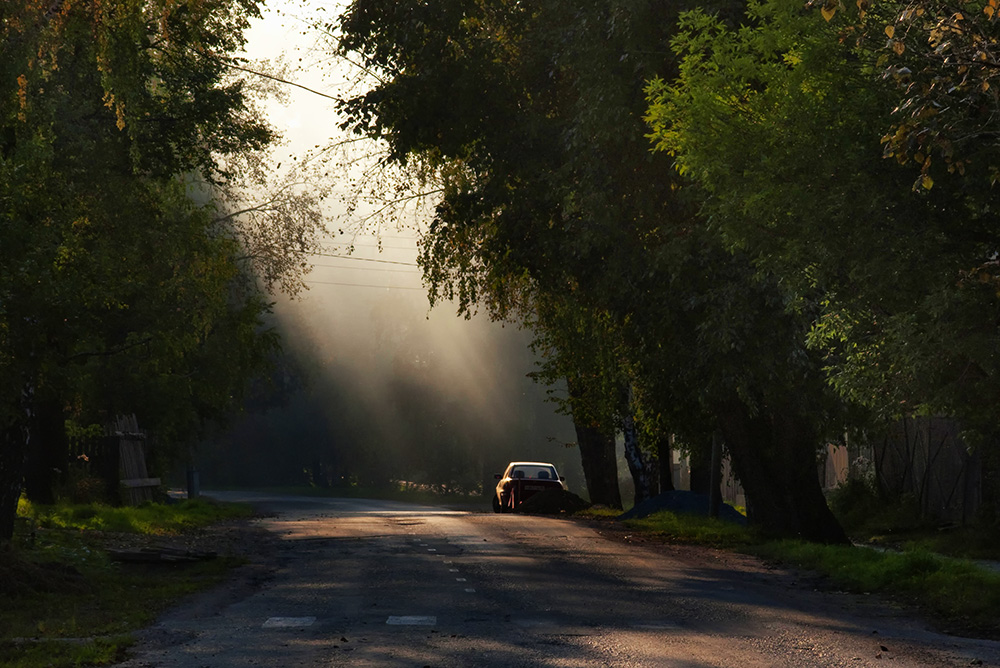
[121,477,161,488]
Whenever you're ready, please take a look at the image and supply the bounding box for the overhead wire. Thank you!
[307,251,417,266]
[305,279,426,291]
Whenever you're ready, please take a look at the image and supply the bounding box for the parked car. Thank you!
[492,461,567,513]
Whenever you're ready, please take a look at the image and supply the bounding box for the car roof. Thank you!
[507,461,558,468]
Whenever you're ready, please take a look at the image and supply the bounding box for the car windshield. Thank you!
[510,465,558,480]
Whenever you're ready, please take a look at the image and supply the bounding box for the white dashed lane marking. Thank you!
[415,540,478,594]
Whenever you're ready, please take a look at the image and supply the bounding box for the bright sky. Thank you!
[234,1,580,479]
[242,1,426,293]
[243,1,342,160]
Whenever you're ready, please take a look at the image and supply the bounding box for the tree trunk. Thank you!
[622,412,659,506]
[688,438,712,495]
[572,418,622,509]
[715,398,849,544]
[0,420,28,543]
[657,433,675,492]
[567,376,622,509]
[23,395,65,504]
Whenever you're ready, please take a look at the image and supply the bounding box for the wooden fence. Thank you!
[65,415,160,505]
[877,417,981,524]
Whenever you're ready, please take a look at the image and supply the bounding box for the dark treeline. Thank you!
[198,294,583,495]
[0,0,324,540]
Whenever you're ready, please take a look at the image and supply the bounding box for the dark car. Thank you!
[492,461,567,513]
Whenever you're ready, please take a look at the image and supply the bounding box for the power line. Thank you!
[321,242,417,251]
[311,263,420,273]
[306,279,426,291]
[308,251,418,266]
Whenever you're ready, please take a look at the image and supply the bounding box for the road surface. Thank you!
[116,492,1000,667]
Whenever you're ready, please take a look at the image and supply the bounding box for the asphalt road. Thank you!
[117,492,1000,667]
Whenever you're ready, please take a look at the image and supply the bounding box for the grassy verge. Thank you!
[621,511,758,549]
[607,508,1000,638]
[244,483,491,510]
[751,539,1000,637]
[2,497,253,668]
[827,480,1000,561]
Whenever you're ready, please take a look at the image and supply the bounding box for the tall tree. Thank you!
[647,0,1000,438]
[335,0,850,541]
[0,0,324,540]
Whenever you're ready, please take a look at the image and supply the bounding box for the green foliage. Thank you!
[575,506,624,519]
[623,510,758,548]
[754,541,1000,633]
[2,498,249,667]
[334,0,855,541]
[0,0,312,542]
[0,636,133,668]
[828,480,1000,559]
[19,499,253,535]
[647,0,1000,435]
[615,503,1000,634]
[868,0,1000,193]
[827,477,887,533]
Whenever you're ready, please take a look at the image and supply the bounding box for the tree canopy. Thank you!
[646,0,1000,437]
[0,0,325,539]
[335,0,851,542]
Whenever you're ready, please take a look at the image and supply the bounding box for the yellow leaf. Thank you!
[922,174,934,190]
[783,50,803,65]
[985,4,996,18]
[893,40,906,55]
[885,25,895,38]
[984,80,992,92]
[822,4,837,21]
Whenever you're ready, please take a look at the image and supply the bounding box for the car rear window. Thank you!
[511,465,558,480]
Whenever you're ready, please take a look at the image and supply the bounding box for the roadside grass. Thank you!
[751,540,1000,637]
[608,508,1000,637]
[20,495,253,534]
[2,635,134,668]
[248,483,491,510]
[827,479,1000,561]
[866,526,1000,561]
[620,510,758,549]
[2,497,253,668]
[575,506,622,519]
